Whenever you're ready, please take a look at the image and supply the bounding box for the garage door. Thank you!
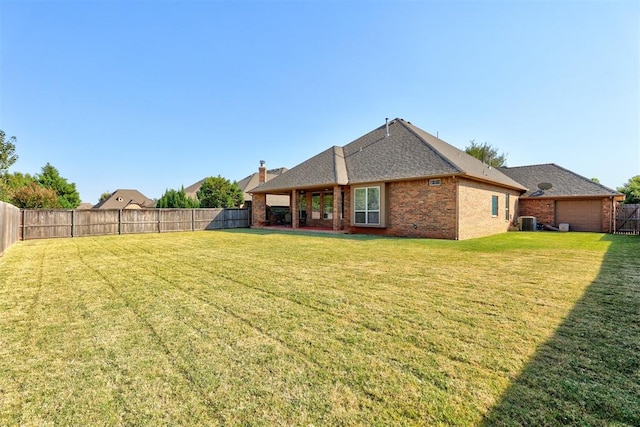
[556,200,602,232]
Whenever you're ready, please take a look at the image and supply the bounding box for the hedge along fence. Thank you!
[0,201,21,256]
[20,208,250,240]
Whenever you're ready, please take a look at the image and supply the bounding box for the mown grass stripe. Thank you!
[0,231,637,425]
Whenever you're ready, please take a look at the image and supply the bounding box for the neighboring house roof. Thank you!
[93,189,156,209]
[236,167,288,200]
[499,164,623,198]
[251,118,526,193]
[184,179,205,200]
[186,168,289,205]
[237,167,290,206]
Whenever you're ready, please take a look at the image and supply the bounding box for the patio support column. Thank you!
[333,185,341,231]
[252,193,267,226]
[291,190,298,229]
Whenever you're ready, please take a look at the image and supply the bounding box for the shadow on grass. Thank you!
[218,227,396,241]
[483,235,640,426]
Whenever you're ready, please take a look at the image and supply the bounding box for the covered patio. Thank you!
[251,185,349,233]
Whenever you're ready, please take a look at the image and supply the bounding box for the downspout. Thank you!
[454,176,459,240]
[610,196,614,233]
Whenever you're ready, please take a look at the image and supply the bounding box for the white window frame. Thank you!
[352,184,386,227]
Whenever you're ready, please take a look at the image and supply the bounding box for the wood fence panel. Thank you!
[74,209,120,236]
[616,204,640,235]
[197,208,250,230]
[159,209,194,232]
[23,210,73,239]
[0,201,21,256]
[18,208,250,240]
[121,209,160,234]
[194,209,216,230]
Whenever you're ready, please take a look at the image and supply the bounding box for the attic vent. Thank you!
[429,179,441,186]
[116,197,123,202]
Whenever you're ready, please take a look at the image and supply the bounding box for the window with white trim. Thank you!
[354,186,380,225]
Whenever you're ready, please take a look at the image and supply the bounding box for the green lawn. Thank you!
[0,230,638,426]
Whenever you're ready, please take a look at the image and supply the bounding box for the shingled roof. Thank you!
[250,118,526,193]
[93,189,156,209]
[499,163,623,198]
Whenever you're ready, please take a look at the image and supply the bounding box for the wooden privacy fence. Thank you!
[21,208,250,240]
[0,201,21,256]
[616,204,640,235]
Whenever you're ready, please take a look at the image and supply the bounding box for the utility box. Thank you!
[518,216,537,231]
[559,223,569,232]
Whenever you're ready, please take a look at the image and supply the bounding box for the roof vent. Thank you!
[385,118,390,137]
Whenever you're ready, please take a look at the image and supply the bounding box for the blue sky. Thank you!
[1,0,638,204]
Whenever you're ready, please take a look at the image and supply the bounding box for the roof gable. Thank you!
[93,189,156,209]
[499,164,623,198]
[252,118,526,193]
[250,146,347,193]
[236,167,288,194]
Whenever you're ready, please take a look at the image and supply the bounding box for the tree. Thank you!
[0,130,19,202]
[0,130,18,174]
[6,172,35,190]
[11,182,60,208]
[617,175,640,204]
[157,186,200,208]
[37,163,81,208]
[2,172,35,203]
[99,192,111,204]
[196,176,243,208]
[465,140,507,167]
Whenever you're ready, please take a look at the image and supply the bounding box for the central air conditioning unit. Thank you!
[518,216,537,231]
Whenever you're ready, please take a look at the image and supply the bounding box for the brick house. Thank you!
[249,118,623,239]
[249,118,529,240]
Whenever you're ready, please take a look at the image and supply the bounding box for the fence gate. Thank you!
[616,204,640,235]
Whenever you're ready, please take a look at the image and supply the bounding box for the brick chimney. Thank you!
[258,160,266,184]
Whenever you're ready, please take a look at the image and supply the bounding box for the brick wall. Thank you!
[251,193,267,226]
[602,198,615,233]
[517,198,555,226]
[348,178,457,239]
[457,179,519,240]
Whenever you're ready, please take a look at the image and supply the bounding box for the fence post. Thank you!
[71,209,75,238]
[158,209,161,233]
[118,209,122,235]
[191,209,195,231]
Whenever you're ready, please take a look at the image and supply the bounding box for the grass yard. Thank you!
[0,230,638,426]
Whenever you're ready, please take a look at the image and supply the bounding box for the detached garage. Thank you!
[500,164,624,233]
